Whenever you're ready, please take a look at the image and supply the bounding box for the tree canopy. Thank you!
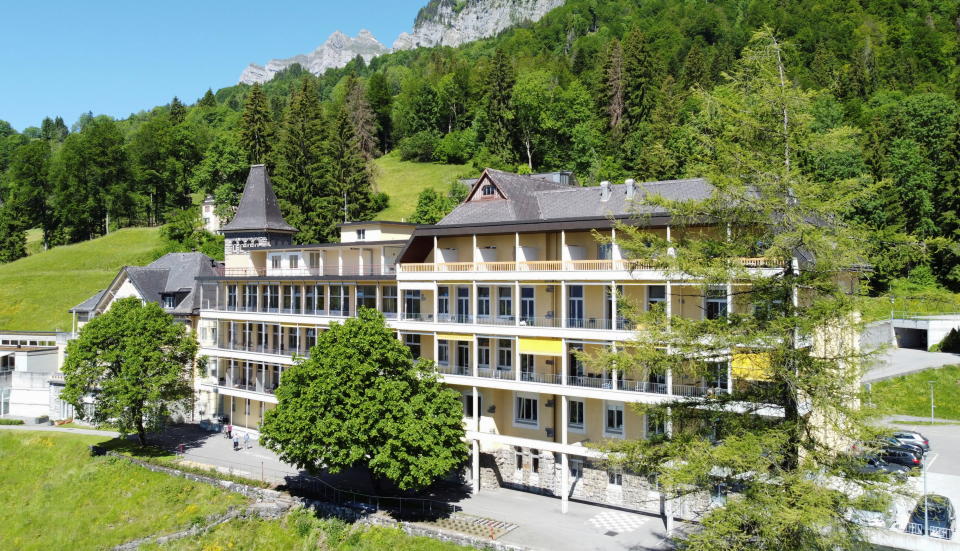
[260,308,468,491]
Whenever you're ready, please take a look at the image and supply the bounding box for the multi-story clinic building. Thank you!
[196,165,779,514]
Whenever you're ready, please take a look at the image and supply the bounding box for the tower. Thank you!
[221,165,298,256]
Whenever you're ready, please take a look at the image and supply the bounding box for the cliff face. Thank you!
[393,0,565,50]
[239,30,388,85]
[237,0,566,84]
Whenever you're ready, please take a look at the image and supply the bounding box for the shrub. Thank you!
[0,419,25,425]
[433,129,477,164]
[397,130,440,162]
[935,328,960,353]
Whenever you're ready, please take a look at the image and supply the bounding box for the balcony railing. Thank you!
[219,264,396,278]
[398,258,775,273]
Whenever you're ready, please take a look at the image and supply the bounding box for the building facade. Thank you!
[195,166,782,516]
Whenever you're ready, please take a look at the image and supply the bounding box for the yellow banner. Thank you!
[518,337,563,356]
[731,352,772,381]
[437,333,474,342]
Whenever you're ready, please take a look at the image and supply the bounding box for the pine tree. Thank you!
[271,78,328,244]
[169,96,186,125]
[344,76,378,160]
[622,28,663,131]
[317,104,379,238]
[602,39,625,135]
[197,89,217,109]
[482,48,516,162]
[366,72,393,151]
[680,37,711,89]
[0,204,26,263]
[239,83,275,165]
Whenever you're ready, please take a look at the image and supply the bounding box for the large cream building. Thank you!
[195,165,781,515]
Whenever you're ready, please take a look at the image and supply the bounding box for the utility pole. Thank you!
[929,381,936,424]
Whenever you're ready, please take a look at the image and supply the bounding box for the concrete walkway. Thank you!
[863,348,959,383]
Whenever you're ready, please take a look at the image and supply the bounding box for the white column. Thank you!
[338,250,344,276]
[471,336,478,378]
[514,232,521,265]
[561,394,569,513]
[611,341,618,389]
[433,332,439,364]
[560,338,568,386]
[472,439,480,494]
[472,234,478,263]
[514,339,521,381]
[560,230,568,261]
[472,385,480,431]
[379,247,385,275]
[610,280,617,330]
[471,282,478,324]
[726,281,733,317]
[375,284,382,314]
[611,226,622,260]
[514,280,520,327]
[560,281,567,328]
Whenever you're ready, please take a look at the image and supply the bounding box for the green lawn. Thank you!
[0,227,165,331]
[869,364,960,420]
[0,431,247,551]
[373,152,470,222]
[25,228,43,255]
[146,508,469,551]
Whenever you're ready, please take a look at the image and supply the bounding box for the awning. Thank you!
[518,337,563,356]
[731,352,772,381]
[398,282,437,291]
[437,333,474,342]
[0,351,13,358]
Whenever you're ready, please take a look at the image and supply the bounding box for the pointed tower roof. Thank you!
[221,164,297,233]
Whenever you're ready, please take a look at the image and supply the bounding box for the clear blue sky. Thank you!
[0,0,425,132]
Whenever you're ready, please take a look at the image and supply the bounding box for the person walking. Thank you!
[233,435,240,451]
[226,422,232,439]
[243,432,251,450]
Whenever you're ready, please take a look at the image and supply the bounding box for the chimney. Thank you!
[600,181,611,202]
[625,178,636,200]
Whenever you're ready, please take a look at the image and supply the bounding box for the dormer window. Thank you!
[482,184,496,197]
[162,294,176,308]
[357,229,366,240]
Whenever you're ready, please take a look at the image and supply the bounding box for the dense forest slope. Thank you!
[1,0,959,297]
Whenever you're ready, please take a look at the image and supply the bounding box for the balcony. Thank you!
[397,258,775,274]
[397,313,631,332]
[219,264,396,278]
[214,377,278,396]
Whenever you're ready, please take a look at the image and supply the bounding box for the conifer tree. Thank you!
[317,104,380,238]
[0,204,26,263]
[603,39,625,135]
[169,96,186,125]
[239,83,275,165]
[7,140,53,247]
[482,48,516,162]
[622,28,663,131]
[344,76,378,160]
[366,72,393,151]
[197,88,217,109]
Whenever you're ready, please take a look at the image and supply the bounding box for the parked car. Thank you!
[857,455,910,478]
[879,447,922,469]
[878,436,925,457]
[892,430,930,452]
[906,494,955,539]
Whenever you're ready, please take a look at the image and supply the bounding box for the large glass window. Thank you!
[477,286,491,319]
[281,285,294,313]
[309,252,321,270]
[226,285,237,311]
[357,285,377,310]
[263,285,279,312]
[497,287,513,318]
[598,243,613,260]
[382,286,398,318]
[456,287,470,322]
[605,402,624,435]
[515,395,538,425]
[520,287,535,323]
[520,354,535,381]
[477,338,490,368]
[709,361,729,390]
[497,339,513,370]
[243,285,258,311]
[404,334,421,359]
[437,340,449,366]
[569,344,585,378]
[568,399,585,430]
[706,286,728,320]
[438,287,450,320]
[456,341,470,374]
[567,285,584,327]
[271,255,281,269]
[305,328,317,352]
[292,285,302,314]
[404,290,421,319]
[315,285,325,313]
[305,285,316,314]
[647,285,666,311]
[330,285,349,315]
[289,255,299,269]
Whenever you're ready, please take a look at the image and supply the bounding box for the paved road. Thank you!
[863,348,959,383]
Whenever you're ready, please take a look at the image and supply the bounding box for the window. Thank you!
[598,243,613,260]
[305,285,316,314]
[456,341,470,374]
[477,286,491,318]
[515,394,538,426]
[497,339,513,370]
[567,285,584,327]
[520,354,535,381]
[608,470,623,486]
[463,393,482,417]
[497,287,513,318]
[356,228,366,240]
[569,345,585,378]
[404,290,421,318]
[520,286,535,323]
[482,184,496,197]
[292,285,303,314]
[162,294,176,308]
[647,413,666,437]
[382,286,397,317]
[706,286,728,320]
[647,285,666,311]
[437,340,449,366]
[309,252,321,269]
[438,287,450,320]
[243,285,258,311]
[305,328,317,352]
[263,285,279,312]
[515,447,524,471]
[570,459,583,479]
[271,325,280,353]
[404,334,421,359]
[329,285,349,315]
[568,400,585,430]
[226,285,237,310]
[456,287,470,322]
[357,285,377,310]
[289,255,299,269]
[271,255,281,269]
[605,285,624,328]
[477,338,490,368]
[531,450,540,474]
[605,402,624,435]
[287,327,300,354]
[282,285,294,313]
[709,361,729,390]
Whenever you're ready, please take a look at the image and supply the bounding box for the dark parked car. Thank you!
[893,430,930,452]
[906,494,955,539]
[858,455,909,477]
[879,447,922,469]
[879,436,925,457]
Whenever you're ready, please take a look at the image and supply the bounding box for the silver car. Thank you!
[893,430,930,452]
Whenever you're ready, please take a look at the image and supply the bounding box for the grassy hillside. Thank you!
[0,227,165,331]
[869,365,960,420]
[0,431,246,551]
[373,153,470,222]
[25,228,42,255]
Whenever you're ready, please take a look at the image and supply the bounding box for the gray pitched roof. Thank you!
[70,290,107,313]
[439,170,712,225]
[221,165,297,233]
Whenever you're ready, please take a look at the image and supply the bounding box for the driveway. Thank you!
[863,348,959,383]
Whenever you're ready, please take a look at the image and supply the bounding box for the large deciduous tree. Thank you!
[61,297,198,445]
[592,29,886,550]
[261,308,467,491]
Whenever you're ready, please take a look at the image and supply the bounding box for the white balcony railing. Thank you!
[397,258,775,274]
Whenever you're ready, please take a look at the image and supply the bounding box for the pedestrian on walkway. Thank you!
[233,435,239,451]
[226,423,232,439]
[243,432,250,450]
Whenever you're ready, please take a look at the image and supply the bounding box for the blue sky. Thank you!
[0,0,425,132]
